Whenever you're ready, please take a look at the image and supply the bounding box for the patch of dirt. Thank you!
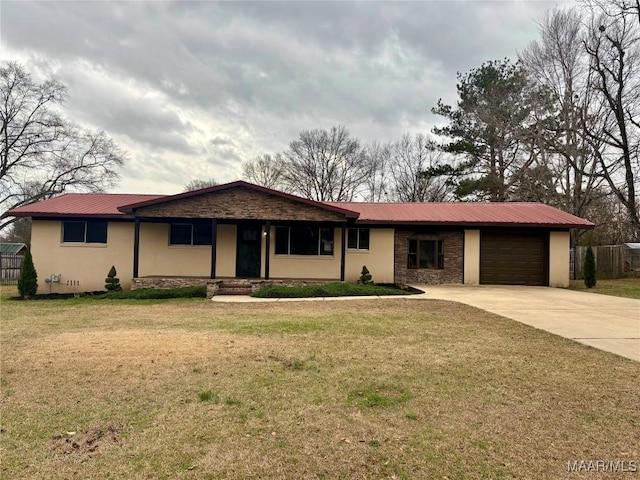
[32,329,273,363]
[51,425,121,457]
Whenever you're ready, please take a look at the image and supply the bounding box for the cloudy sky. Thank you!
[1,0,567,194]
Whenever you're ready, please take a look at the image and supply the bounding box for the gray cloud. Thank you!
[1,0,564,193]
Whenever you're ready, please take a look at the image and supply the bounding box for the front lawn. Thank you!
[1,297,638,479]
[568,277,640,299]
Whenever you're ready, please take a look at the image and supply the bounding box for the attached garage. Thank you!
[480,231,549,286]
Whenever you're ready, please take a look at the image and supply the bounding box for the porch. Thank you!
[131,220,350,282]
[123,182,359,285]
[131,276,338,297]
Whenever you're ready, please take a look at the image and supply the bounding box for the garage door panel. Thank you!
[480,231,548,286]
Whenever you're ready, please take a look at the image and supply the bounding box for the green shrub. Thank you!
[17,249,38,298]
[359,265,373,285]
[99,285,207,299]
[104,265,122,291]
[251,282,409,298]
[583,246,597,288]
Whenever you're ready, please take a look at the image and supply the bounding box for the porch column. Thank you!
[463,229,480,285]
[133,217,140,278]
[340,224,346,281]
[210,219,217,278]
[264,220,271,280]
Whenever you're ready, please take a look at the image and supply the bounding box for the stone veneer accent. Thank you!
[394,230,464,285]
[132,276,222,298]
[133,186,348,222]
[132,276,336,298]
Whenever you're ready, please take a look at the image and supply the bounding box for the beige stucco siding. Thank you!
[549,230,570,287]
[464,229,480,285]
[345,228,395,283]
[138,223,210,277]
[216,224,237,277]
[31,220,134,293]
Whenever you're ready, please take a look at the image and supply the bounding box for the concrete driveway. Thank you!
[414,285,640,362]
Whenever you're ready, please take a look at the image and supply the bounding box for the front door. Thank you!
[236,225,261,278]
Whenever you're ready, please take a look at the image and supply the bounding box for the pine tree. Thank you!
[17,249,38,298]
[105,265,122,291]
[583,246,596,288]
[359,265,373,285]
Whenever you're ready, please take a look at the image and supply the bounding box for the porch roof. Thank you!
[118,181,359,219]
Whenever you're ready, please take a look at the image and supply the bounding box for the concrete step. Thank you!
[217,281,253,296]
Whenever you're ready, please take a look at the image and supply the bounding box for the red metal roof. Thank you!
[3,185,594,229]
[4,193,165,218]
[326,202,594,228]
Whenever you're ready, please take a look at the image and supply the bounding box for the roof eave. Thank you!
[7,212,133,220]
[354,219,595,229]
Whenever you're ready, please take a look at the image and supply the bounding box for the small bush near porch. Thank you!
[1,296,638,479]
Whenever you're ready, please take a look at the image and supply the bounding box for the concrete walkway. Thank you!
[211,285,639,361]
[415,285,640,362]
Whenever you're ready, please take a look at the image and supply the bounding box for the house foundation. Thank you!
[132,276,338,298]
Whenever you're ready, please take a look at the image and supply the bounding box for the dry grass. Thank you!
[568,277,640,299]
[1,295,639,479]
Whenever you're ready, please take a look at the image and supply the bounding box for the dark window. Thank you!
[348,228,358,249]
[170,223,213,246]
[319,227,333,255]
[275,225,334,256]
[408,239,443,269]
[86,221,108,243]
[193,223,212,245]
[62,220,107,243]
[63,221,86,242]
[170,224,192,245]
[275,226,289,254]
[348,228,370,250]
[291,225,319,255]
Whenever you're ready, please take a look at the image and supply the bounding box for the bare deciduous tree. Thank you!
[387,133,452,202]
[183,178,218,192]
[520,7,608,245]
[0,217,31,245]
[241,154,284,189]
[0,62,125,230]
[281,125,368,201]
[582,0,640,237]
[362,141,389,201]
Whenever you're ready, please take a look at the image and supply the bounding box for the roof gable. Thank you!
[119,181,359,221]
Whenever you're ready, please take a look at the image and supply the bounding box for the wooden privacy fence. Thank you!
[0,253,23,285]
[572,245,625,280]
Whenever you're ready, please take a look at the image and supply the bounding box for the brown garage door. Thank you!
[480,231,548,285]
